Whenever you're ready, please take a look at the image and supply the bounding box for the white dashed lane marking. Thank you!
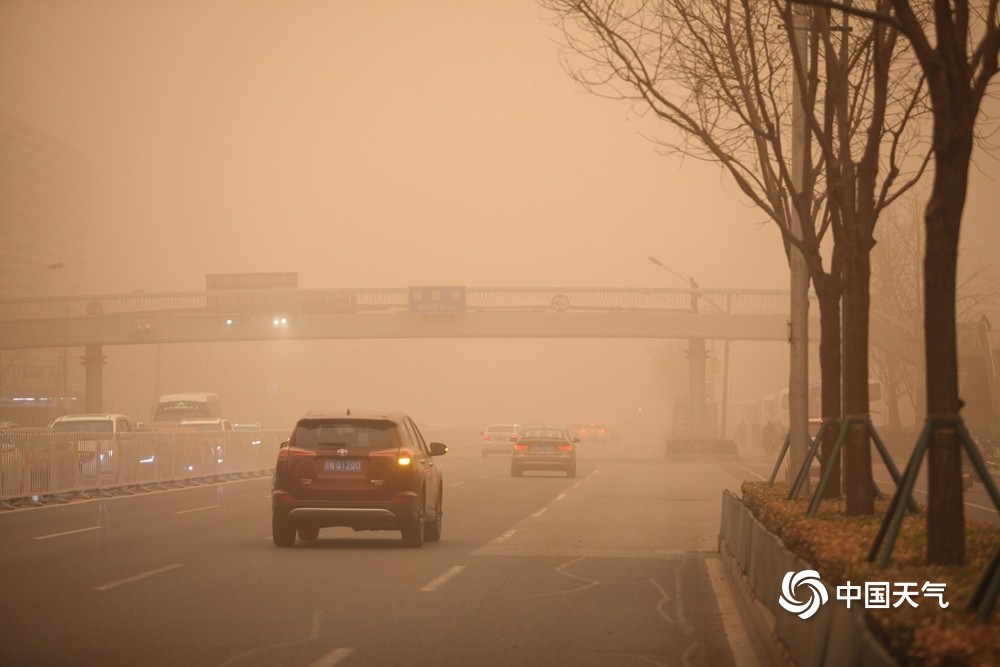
[492,529,516,544]
[306,647,354,667]
[420,565,466,592]
[175,504,220,514]
[93,563,183,591]
[34,526,101,540]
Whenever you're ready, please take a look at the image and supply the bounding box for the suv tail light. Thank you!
[370,448,413,465]
[277,447,317,461]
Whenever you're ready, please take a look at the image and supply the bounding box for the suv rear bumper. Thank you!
[273,497,420,531]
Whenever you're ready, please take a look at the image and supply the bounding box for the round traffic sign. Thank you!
[550,293,570,312]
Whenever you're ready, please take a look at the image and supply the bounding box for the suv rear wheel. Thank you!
[401,517,424,547]
[401,498,426,548]
[298,526,319,541]
[272,513,296,547]
[425,491,443,542]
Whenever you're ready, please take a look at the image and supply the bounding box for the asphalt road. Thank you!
[0,435,770,667]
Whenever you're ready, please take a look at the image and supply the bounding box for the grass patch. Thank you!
[741,481,1000,666]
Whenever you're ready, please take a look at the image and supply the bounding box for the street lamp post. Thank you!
[648,256,711,439]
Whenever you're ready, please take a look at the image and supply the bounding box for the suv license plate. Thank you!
[323,459,363,473]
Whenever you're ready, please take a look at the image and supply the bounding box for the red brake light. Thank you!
[278,447,317,461]
[598,428,606,435]
[558,444,574,452]
[483,434,491,441]
[513,443,528,451]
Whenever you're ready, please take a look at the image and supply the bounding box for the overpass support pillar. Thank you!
[688,338,707,438]
[81,344,105,413]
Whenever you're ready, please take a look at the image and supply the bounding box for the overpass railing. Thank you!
[0,287,797,321]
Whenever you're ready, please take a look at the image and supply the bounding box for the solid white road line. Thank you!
[34,526,101,540]
[175,504,220,514]
[555,493,567,501]
[704,557,763,667]
[420,565,466,592]
[93,563,183,591]
[306,647,354,667]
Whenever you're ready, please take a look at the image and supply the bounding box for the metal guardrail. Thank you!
[0,430,286,508]
[0,287,798,321]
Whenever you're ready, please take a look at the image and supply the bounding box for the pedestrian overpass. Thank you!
[0,285,956,429]
[0,286,805,349]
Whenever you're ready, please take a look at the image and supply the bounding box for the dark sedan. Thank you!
[510,425,577,478]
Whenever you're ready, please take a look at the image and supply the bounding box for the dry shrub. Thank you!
[741,481,1000,666]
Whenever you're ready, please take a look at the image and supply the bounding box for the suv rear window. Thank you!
[291,419,400,451]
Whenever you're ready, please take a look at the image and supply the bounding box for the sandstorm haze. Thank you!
[1,0,790,291]
[1,1,997,429]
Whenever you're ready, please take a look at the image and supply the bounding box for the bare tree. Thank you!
[802,0,1000,564]
[542,0,927,508]
[871,188,1000,436]
[800,0,930,515]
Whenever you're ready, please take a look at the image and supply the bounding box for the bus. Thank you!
[746,379,889,450]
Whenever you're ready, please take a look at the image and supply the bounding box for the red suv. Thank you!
[271,411,447,548]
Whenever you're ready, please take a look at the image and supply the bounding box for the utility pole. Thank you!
[787,3,811,483]
[649,256,710,438]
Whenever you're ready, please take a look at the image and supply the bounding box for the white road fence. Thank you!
[0,429,286,508]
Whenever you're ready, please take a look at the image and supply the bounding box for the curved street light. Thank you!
[0,262,65,291]
[647,255,690,285]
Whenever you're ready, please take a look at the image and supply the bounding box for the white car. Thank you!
[50,413,136,485]
[178,418,233,468]
[480,424,519,457]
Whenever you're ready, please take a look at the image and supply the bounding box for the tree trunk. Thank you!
[814,276,843,498]
[924,141,970,565]
[842,220,874,515]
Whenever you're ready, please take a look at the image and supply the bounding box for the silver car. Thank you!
[479,423,518,457]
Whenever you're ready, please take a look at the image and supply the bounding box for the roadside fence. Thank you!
[0,429,286,509]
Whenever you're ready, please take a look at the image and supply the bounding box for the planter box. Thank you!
[718,490,898,667]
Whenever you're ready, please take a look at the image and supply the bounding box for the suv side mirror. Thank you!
[429,442,448,456]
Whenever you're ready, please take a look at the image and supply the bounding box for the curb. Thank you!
[718,490,899,667]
